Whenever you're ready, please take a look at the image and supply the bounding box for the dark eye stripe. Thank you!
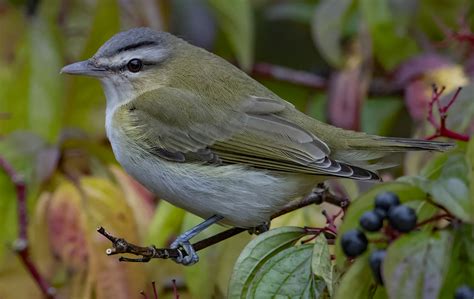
[115,41,157,54]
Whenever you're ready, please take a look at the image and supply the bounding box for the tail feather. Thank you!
[374,137,455,152]
[333,136,455,172]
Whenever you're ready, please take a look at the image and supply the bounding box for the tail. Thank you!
[372,137,455,152]
[332,135,455,172]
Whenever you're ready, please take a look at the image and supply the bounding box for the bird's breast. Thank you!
[105,117,314,227]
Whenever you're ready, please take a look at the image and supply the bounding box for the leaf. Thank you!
[46,182,88,271]
[427,154,472,222]
[361,97,403,136]
[445,83,474,133]
[468,137,474,220]
[207,0,254,71]
[311,234,334,296]
[110,166,155,239]
[336,183,426,267]
[215,232,252,296]
[383,230,453,299]
[265,2,315,24]
[145,200,185,248]
[334,254,377,299]
[0,166,17,260]
[183,213,223,299]
[80,177,147,299]
[0,132,48,259]
[27,16,64,142]
[228,226,306,298]
[327,66,366,130]
[311,0,353,67]
[359,0,418,70]
[438,224,474,298]
[63,0,120,135]
[246,244,326,298]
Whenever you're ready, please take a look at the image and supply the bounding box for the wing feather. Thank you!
[117,87,379,180]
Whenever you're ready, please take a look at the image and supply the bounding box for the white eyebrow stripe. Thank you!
[96,47,170,69]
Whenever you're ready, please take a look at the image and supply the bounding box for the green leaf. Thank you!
[428,154,472,222]
[334,254,377,299]
[311,234,334,296]
[183,213,222,299]
[361,97,403,135]
[359,0,418,70]
[228,226,306,298]
[0,132,51,260]
[265,2,315,24]
[63,0,120,135]
[466,138,474,220]
[419,152,449,179]
[0,168,17,260]
[311,0,353,67]
[246,244,326,298]
[383,230,453,299]
[336,183,426,267]
[145,200,185,247]
[27,17,64,142]
[438,224,474,298]
[439,224,474,298]
[207,0,254,71]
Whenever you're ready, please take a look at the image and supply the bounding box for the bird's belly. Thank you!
[108,135,314,227]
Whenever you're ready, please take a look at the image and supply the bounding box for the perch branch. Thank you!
[0,157,56,298]
[98,184,346,262]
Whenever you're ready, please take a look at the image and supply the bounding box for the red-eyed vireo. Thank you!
[61,28,453,265]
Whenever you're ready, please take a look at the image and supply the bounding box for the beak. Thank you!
[60,59,106,77]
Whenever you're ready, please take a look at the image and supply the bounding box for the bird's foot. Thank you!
[248,222,270,235]
[170,237,199,265]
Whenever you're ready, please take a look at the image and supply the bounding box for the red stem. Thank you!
[416,213,452,228]
[0,157,56,298]
[425,86,470,142]
[152,281,158,299]
[172,279,179,299]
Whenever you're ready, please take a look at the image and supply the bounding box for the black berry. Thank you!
[455,285,474,299]
[359,211,384,232]
[374,208,387,219]
[375,192,400,212]
[369,249,386,285]
[341,229,368,258]
[388,205,417,233]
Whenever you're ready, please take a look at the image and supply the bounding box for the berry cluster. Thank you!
[455,285,474,299]
[340,192,418,285]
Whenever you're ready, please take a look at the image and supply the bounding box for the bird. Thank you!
[61,27,453,265]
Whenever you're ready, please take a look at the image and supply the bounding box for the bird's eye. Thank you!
[127,58,143,73]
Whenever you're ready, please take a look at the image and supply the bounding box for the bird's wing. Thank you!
[116,87,378,180]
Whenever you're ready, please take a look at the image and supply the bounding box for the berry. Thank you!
[341,229,368,258]
[369,249,386,285]
[375,192,400,212]
[359,211,384,232]
[388,205,417,233]
[374,208,387,219]
[455,285,474,299]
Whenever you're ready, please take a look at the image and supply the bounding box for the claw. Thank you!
[248,222,270,235]
[170,240,199,265]
[168,215,223,265]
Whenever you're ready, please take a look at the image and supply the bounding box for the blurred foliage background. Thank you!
[0,0,473,298]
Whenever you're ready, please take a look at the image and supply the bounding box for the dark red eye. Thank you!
[127,58,142,73]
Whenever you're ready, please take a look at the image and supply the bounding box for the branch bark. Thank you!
[98,184,347,263]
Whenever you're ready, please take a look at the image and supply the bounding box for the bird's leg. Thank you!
[170,214,224,265]
[248,222,270,235]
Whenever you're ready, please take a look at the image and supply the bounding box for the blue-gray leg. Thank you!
[171,214,224,265]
